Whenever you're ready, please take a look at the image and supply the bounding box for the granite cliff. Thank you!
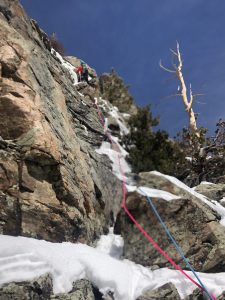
[0,0,122,244]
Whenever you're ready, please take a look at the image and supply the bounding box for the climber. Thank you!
[75,61,89,83]
[81,63,89,83]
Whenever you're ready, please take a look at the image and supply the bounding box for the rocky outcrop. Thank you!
[0,0,122,243]
[0,276,101,300]
[0,277,180,300]
[184,289,208,300]
[0,276,182,300]
[3,277,216,300]
[194,182,225,205]
[218,292,225,300]
[115,172,225,272]
[137,283,180,300]
[51,280,101,300]
[99,70,137,115]
[0,274,53,300]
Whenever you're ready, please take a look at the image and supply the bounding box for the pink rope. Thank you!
[94,101,216,300]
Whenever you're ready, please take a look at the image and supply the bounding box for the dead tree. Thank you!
[160,42,200,138]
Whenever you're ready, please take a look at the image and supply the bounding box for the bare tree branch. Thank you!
[193,93,205,97]
[161,42,200,138]
[195,100,206,105]
[159,60,176,73]
[170,48,178,56]
[189,84,194,110]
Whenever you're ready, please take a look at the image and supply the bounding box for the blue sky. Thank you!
[20,0,225,136]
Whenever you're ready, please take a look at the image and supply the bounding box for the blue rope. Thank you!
[139,188,214,300]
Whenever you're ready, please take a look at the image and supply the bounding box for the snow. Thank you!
[126,185,180,201]
[122,113,131,119]
[95,137,131,182]
[151,171,225,226]
[220,197,225,203]
[108,108,130,135]
[185,156,192,162]
[97,97,109,113]
[200,181,214,185]
[96,228,124,259]
[192,181,214,190]
[95,100,132,183]
[95,98,130,135]
[51,49,78,84]
[0,235,224,299]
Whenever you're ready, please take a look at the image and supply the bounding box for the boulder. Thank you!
[194,182,225,205]
[0,274,53,300]
[137,283,181,300]
[115,171,225,272]
[51,280,98,300]
[184,289,208,300]
[0,276,101,300]
[107,116,120,134]
[0,275,183,300]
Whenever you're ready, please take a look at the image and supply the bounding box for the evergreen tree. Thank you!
[175,121,225,186]
[123,106,182,174]
[49,33,65,56]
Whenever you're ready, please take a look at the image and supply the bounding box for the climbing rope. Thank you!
[139,188,215,300]
[94,100,216,300]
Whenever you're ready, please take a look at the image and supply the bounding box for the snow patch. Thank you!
[185,156,192,162]
[200,181,214,185]
[126,185,180,201]
[51,49,78,84]
[122,113,131,119]
[96,228,124,259]
[151,171,225,226]
[220,197,225,203]
[0,235,224,299]
[108,108,130,135]
[95,137,131,182]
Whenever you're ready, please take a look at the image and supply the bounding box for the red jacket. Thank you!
[76,66,83,74]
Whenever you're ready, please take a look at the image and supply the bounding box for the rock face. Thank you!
[194,182,225,205]
[51,280,100,300]
[1,275,224,300]
[115,171,225,272]
[137,283,181,300]
[0,276,100,300]
[0,0,122,243]
[0,277,182,300]
[0,274,53,300]
[218,292,225,300]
